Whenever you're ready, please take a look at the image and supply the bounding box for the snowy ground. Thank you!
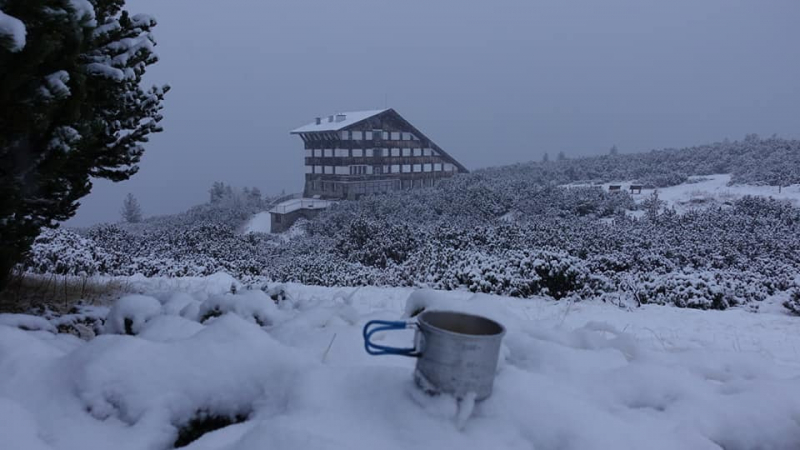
[651,174,800,213]
[242,212,271,234]
[1,277,799,450]
[569,174,800,215]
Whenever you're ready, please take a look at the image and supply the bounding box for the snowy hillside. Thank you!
[15,136,800,315]
[1,279,799,450]
[654,174,800,212]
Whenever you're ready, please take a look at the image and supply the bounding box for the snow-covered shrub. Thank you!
[24,229,111,276]
[103,295,162,335]
[784,289,800,316]
[198,290,281,326]
[335,217,418,268]
[51,305,108,340]
[635,271,768,310]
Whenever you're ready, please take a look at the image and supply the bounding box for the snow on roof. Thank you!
[269,198,332,214]
[290,109,388,134]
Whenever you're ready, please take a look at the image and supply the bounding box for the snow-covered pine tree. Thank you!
[0,0,168,291]
[120,193,142,223]
[609,145,619,156]
[209,182,226,203]
[542,152,550,163]
[557,151,567,161]
[642,190,664,222]
[247,187,262,205]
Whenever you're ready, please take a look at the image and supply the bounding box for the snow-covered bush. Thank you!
[198,290,281,327]
[636,271,768,310]
[24,229,111,276]
[103,295,162,335]
[784,289,800,316]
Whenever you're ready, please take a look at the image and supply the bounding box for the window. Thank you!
[373,130,382,140]
[402,164,411,172]
[365,131,373,140]
[413,164,422,172]
[314,149,322,157]
[423,148,432,156]
[314,165,323,173]
[391,164,400,173]
[383,165,390,173]
[324,149,333,157]
[430,149,439,156]
[340,130,349,140]
[402,132,413,140]
[352,149,363,157]
[350,165,368,175]
[444,163,454,172]
[390,131,401,140]
[324,166,333,174]
[382,131,389,140]
[391,148,400,157]
[373,165,383,175]
[365,148,374,157]
[335,148,349,157]
[352,131,363,140]
[335,166,349,175]
[304,149,313,157]
[423,164,432,172]
[305,166,313,174]
[413,148,421,156]
[402,148,411,157]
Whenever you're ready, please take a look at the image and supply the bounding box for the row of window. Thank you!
[304,163,455,175]
[310,179,400,195]
[303,130,419,142]
[310,178,437,194]
[305,148,440,158]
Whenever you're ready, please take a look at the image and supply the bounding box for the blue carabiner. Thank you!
[363,320,419,357]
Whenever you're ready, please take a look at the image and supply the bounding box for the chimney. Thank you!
[335,114,347,123]
[328,115,334,123]
[315,117,321,125]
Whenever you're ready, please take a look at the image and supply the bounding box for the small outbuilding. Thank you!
[269,198,332,233]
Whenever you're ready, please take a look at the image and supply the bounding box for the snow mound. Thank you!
[198,290,285,326]
[103,294,161,335]
[0,314,56,333]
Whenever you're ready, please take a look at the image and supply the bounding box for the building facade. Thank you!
[290,109,468,200]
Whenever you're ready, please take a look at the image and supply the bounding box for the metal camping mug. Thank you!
[363,310,506,401]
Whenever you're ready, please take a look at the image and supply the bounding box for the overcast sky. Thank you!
[68,0,800,226]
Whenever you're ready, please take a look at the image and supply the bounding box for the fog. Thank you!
[68,0,800,226]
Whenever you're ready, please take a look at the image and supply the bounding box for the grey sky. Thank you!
[68,0,800,226]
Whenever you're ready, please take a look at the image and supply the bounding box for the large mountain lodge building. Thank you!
[290,108,468,200]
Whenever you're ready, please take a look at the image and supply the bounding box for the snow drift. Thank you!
[1,282,799,449]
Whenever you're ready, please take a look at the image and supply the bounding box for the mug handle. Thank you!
[363,320,420,357]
